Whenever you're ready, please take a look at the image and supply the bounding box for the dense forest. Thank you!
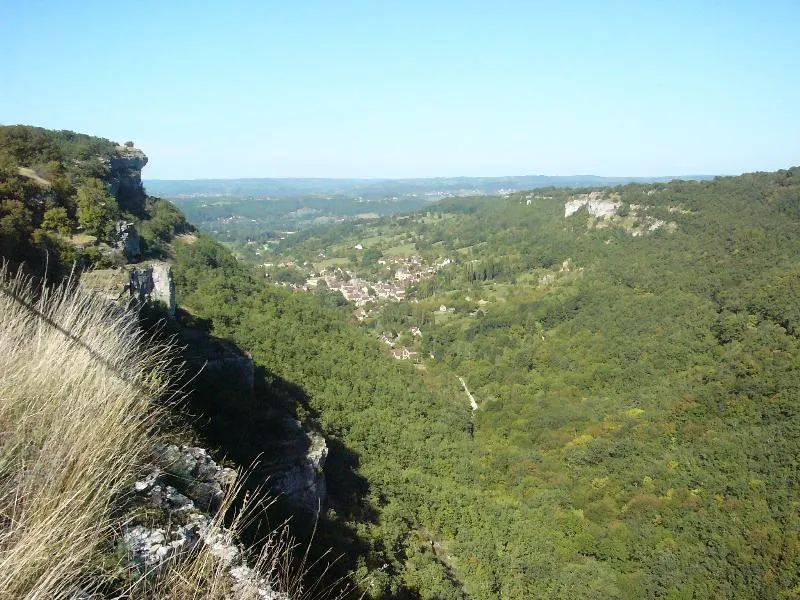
[265,168,800,598]
[2,126,799,598]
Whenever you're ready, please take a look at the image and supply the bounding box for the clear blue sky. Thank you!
[2,1,798,179]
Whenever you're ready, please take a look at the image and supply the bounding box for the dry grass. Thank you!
[16,167,51,187]
[0,263,177,598]
[0,263,362,600]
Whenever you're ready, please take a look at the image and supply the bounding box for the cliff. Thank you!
[80,261,177,316]
[179,328,329,513]
[107,145,148,215]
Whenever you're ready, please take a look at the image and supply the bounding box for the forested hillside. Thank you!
[0,125,192,276]
[3,125,799,598]
[152,174,710,244]
[262,169,800,598]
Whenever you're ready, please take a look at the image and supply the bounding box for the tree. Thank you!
[362,247,383,266]
[76,178,118,240]
[40,206,73,235]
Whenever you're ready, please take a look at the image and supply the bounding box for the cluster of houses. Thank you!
[390,256,452,283]
[310,276,407,307]
[377,327,423,361]
[279,254,454,310]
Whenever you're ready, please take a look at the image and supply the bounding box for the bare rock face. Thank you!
[201,346,256,397]
[564,191,622,218]
[129,262,176,315]
[107,146,148,215]
[151,444,237,513]
[114,220,141,260]
[270,419,328,513]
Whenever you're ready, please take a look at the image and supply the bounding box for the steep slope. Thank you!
[262,169,800,598]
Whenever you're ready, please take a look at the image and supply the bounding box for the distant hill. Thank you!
[145,174,716,199]
[145,174,716,243]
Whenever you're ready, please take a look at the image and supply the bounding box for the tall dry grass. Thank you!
[0,264,361,600]
[0,263,176,598]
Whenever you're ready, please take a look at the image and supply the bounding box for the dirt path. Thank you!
[457,376,478,412]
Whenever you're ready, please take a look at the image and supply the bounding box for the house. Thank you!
[390,346,419,361]
[402,347,419,361]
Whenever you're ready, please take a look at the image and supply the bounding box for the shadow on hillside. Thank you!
[144,306,376,593]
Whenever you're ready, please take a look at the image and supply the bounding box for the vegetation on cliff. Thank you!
[0,125,192,278]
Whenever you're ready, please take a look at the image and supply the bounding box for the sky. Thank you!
[1,0,799,179]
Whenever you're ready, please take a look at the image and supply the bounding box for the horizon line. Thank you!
[143,173,724,182]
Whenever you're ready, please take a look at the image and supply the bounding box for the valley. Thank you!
[2,124,798,599]
[179,171,800,598]
[4,2,799,597]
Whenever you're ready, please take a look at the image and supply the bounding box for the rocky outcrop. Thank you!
[150,444,237,513]
[564,190,678,237]
[178,330,328,513]
[270,419,328,513]
[125,444,287,599]
[107,145,148,215]
[564,191,621,218]
[201,346,256,396]
[129,262,176,315]
[114,220,141,260]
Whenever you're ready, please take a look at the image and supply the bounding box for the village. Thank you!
[271,252,454,361]
[273,253,452,307]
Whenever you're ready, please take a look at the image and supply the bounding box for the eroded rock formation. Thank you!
[270,419,328,513]
[107,145,148,215]
[129,262,176,315]
[125,444,287,599]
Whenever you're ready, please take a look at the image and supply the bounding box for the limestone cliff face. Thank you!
[107,145,148,215]
[114,220,141,260]
[270,419,328,513]
[129,262,176,315]
[181,335,328,513]
[80,262,176,316]
[201,348,256,395]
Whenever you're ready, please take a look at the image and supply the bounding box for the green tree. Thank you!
[40,206,73,235]
[76,178,118,240]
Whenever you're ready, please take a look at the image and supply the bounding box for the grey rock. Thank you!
[273,427,328,513]
[121,512,285,598]
[107,146,148,215]
[127,443,289,598]
[164,485,194,511]
[128,262,176,315]
[114,221,140,260]
[152,444,235,513]
[134,469,160,493]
